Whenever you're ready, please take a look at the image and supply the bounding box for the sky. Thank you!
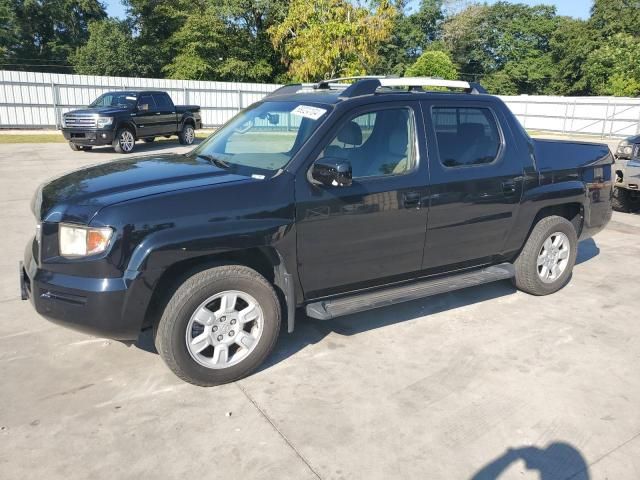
[103,0,593,20]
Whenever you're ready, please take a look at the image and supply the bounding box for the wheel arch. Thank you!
[142,246,296,336]
[115,120,138,138]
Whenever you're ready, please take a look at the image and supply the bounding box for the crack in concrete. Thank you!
[235,382,322,480]
[565,431,640,480]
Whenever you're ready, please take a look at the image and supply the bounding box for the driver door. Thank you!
[295,102,430,299]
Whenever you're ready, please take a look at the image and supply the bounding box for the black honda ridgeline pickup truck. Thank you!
[21,78,613,386]
[62,90,201,154]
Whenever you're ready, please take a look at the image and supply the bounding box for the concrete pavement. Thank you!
[1,139,639,479]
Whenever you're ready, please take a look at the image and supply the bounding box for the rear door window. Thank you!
[153,93,173,110]
[431,106,501,167]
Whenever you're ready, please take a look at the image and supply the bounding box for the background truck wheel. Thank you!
[68,142,80,151]
[155,265,281,386]
[143,137,155,143]
[513,215,578,296]
[178,123,195,145]
[612,187,639,213]
[113,127,136,154]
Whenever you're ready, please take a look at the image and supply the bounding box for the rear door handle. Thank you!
[403,192,422,209]
[502,181,517,196]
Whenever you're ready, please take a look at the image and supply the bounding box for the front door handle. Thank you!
[403,192,422,209]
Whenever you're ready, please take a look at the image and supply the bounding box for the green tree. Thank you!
[269,0,397,81]
[590,0,640,37]
[1,0,106,72]
[162,0,287,82]
[584,33,640,96]
[373,0,444,76]
[70,19,152,77]
[405,50,457,79]
[548,17,595,95]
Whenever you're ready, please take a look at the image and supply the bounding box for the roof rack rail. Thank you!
[265,77,487,100]
[315,76,387,89]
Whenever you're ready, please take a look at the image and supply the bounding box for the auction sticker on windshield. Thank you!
[291,105,327,120]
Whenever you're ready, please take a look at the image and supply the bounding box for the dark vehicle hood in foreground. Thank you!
[65,106,131,116]
[32,154,252,224]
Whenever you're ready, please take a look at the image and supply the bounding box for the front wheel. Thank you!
[112,128,136,154]
[155,265,281,386]
[68,142,80,151]
[612,187,640,213]
[513,215,578,296]
[178,123,195,145]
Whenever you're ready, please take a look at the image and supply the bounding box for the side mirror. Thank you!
[312,157,352,187]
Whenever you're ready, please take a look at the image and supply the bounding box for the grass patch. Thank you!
[0,131,211,144]
[0,134,67,143]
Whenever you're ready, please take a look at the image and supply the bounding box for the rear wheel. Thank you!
[513,215,578,296]
[178,123,195,145]
[113,128,136,154]
[155,265,281,386]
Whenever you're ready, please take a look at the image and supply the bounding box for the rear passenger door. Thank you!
[152,93,178,135]
[421,100,524,271]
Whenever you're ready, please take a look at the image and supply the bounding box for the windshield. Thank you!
[190,101,330,174]
[89,93,137,108]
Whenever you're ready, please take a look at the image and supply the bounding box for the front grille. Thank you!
[64,114,97,128]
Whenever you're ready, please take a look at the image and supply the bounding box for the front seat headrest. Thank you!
[337,121,363,146]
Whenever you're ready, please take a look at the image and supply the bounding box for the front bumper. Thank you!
[20,240,146,341]
[614,158,640,191]
[62,128,114,146]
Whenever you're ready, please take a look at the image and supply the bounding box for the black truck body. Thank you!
[61,90,202,153]
[22,77,613,385]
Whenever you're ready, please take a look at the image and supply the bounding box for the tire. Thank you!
[112,127,136,154]
[513,215,578,296]
[69,142,80,151]
[178,123,195,145]
[143,137,155,143]
[155,265,281,386]
[612,187,639,213]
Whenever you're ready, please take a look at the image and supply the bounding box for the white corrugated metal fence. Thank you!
[1,70,640,138]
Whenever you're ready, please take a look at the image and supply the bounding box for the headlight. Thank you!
[624,146,633,155]
[96,116,113,128]
[59,224,113,257]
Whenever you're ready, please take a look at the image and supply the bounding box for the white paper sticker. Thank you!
[291,105,327,120]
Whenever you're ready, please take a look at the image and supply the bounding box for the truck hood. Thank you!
[32,153,252,224]
[65,106,129,116]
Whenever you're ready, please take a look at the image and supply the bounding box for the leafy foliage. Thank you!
[71,19,152,77]
[405,50,457,79]
[2,0,640,96]
[268,0,397,81]
[1,0,106,71]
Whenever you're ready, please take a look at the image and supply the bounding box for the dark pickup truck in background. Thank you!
[22,77,613,386]
[62,90,201,154]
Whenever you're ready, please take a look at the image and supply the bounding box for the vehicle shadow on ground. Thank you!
[470,442,589,479]
[80,138,203,155]
[576,237,599,265]
[135,239,601,369]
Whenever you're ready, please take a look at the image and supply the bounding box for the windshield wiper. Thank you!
[197,153,231,169]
